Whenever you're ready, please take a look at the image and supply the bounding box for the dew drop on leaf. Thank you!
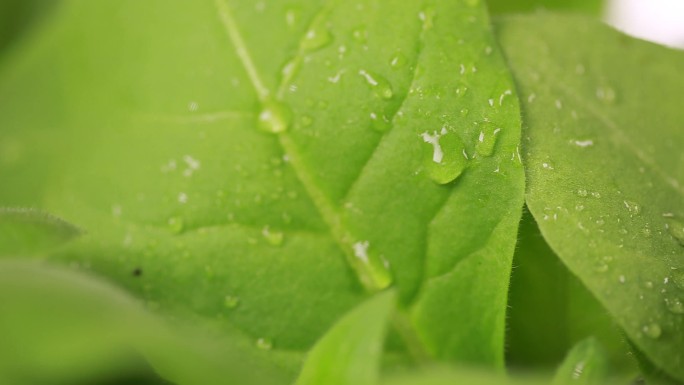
[642,323,662,339]
[301,25,332,52]
[358,70,393,99]
[369,112,391,133]
[421,128,468,185]
[258,100,292,134]
[389,52,407,69]
[665,218,684,246]
[352,241,392,290]
[262,226,284,247]
[256,338,273,350]
[281,58,300,80]
[456,86,468,97]
[224,295,240,309]
[623,200,641,216]
[351,26,368,43]
[168,216,184,234]
[595,86,616,103]
[284,7,300,27]
[577,188,588,197]
[665,297,684,314]
[475,122,501,157]
[418,7,435,31]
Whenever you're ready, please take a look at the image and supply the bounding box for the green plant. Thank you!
[0,0,682,384]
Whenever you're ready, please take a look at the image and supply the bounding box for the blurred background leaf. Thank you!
[0,260,291,385]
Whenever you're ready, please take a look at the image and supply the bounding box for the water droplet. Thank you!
[256,338,273,350]
[301,25,332,52]
[575,204,585,211]
[456,86,468,97]
[642,323,662,339]
[224,295,240,309]
[178,192,188,204]
[358,70,393,99]
[618,275,626,284]
[665,218,684,246]
[418,7,435,30]
[281,58,300,80]
[389,53,407,69]
[351,241,392,290]
[421,128,468,185]
[258,100,292,134]
[577,189,588,197]
[573,139,594,148]
[369,112,391,132]
[460,109,469,117]
[475,123,501,157]
[623,200,641,216]
[596,86,616,103]
[262,226,284,246]
[285,8,300,27]
[643,280,654,289]
[168,217,184,234]
[665,297,684,314]
[351,26,367,43]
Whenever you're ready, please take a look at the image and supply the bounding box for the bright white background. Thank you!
[607,0,684,48]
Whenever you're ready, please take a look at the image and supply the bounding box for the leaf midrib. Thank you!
[213,0,433,362]
[214,0,403,293]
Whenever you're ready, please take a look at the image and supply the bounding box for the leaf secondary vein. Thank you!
[339,18,426,203]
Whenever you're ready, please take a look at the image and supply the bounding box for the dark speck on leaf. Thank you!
[132,267,142,277]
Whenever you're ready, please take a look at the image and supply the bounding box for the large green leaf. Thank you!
[496,14,684,380]
[0,0,524,372]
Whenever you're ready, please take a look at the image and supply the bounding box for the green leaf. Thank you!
[496,13,684,381]
[0,0,524,371]
[0,260,290,385]
[0,207,81,256]
[296,290,395,385]
[552,338,608,385]
[507,209,635,372]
